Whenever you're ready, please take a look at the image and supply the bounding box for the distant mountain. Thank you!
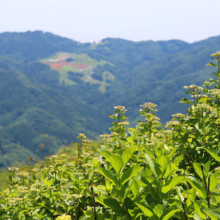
[0,31,219,168]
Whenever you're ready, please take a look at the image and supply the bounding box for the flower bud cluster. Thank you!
[184,85,203,91]
[166,121,180,128]
[211,89,220,97]
[114,105,126,111]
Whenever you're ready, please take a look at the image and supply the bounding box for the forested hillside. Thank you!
[0,31,219,168]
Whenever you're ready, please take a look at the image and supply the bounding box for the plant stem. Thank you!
[91,187,97,220]
[181,200,188,220]
[201,165,211,209]
[184,154,196,177]
[102,164,106,186]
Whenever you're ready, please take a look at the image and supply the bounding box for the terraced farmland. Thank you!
[40,52,115,93]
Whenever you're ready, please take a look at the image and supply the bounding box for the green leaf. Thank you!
[193,163,203,180]
[110,154,124,174]
[167,148,177,159]
[109,115,118,120]
[203,208,220,220]
[187,188,196,205]
[144,153,158,178]
[135,202,154,217]
[130,178,140,198]
[155,155,169,178]
[210,173,219,192]
[122,144,136,165]
[153,204,163,218]
[41,179,55,187]
[180,98,193,105]
[120,166,143,185]
[98,149,112,162]
[193,213,204,220]
[120,115,128,120]
[124,197,135,211]
[145,148,156,160]
[97,167,117,185]
[185,176,206,199]
[205,148,220,162]
[198,97,209,103]
[209,191,220,197]
[161,176,186,193]
[206,62,217,67]
[162,209,181,220]
[96,196,127,216]
[176,187,184,202]
[204,160,211,175]
[194,202,207,219]
[171,155,184,171]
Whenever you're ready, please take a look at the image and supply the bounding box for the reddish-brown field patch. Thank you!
[41,60,89,71]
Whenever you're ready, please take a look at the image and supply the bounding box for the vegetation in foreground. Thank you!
[1,52,220,219]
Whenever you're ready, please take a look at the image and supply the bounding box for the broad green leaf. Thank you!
[135,202,154,217]
[144,148,156,160]
[96,196,127,216]
[171,155,184,171]
[194,203,206,219]
[164,163,172,179]
[120,166,143,185]
[180,98,193,105]
[153,204,163,218]
[197,97,209,103]
[210,192,220,197]
[203,208,220,220]
[210,173,218,192]
[97,167,117,185]
[134,176,147,188]
[193,163,203,180]
[186,188,196,207]
[205,148,220,162]
[206,62,217,67]
[122,144,136,164]
[124,197,135,211]
[109,115,118,120]
[204,160,211,175]
[144,153,158,178]
[193,213,204,220]
[120,115,128,120]
[176,187,184,202]
[41,179,55,187]
[130,178,139,197]
[155,155,169,178]
[110,154,124,174]
[98,149,112,162]
[161,176,186,193]
[185,176,207,199]
[162,209,180,220]
[167,148,178,159]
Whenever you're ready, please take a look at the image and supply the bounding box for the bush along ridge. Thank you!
[1,52,220,219]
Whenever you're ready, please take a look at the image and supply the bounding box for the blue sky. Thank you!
[0,0,220,43]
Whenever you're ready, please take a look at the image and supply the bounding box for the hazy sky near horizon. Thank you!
[0,0,220,43]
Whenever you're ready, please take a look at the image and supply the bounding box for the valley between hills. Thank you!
[0,31,219,168]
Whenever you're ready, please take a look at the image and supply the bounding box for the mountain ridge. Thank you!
[0,31,219,168]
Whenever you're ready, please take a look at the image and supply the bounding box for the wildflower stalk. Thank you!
[181,200,188,220]
[91,186,97,220]
[201,165,211,210]
[216,97,219,118]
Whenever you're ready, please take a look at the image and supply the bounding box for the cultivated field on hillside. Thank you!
[40,52,115,93]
